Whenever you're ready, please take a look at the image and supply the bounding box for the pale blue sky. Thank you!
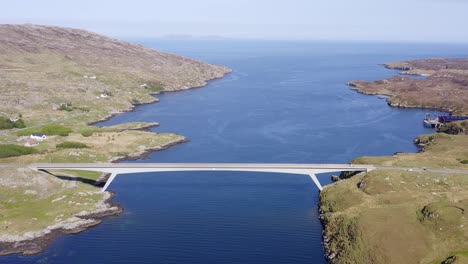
[2,0,468,42]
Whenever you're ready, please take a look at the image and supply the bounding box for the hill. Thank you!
[0,24,231,124]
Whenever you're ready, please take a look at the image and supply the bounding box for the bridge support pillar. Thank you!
[102,173,118,192]
[308,173,323,191]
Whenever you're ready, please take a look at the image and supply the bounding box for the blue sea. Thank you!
[5,41,468,264]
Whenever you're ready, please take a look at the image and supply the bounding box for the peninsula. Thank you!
[347,58,468,115]
[322,59,468,263]
[0,24,231,255]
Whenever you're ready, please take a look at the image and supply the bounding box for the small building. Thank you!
[30,133,47,141]
[24,139,39,147]
[100,93,109,98]
[9,117,19,122]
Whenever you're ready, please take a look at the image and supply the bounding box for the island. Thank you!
[322,59,468,263]
[0,24,231,255]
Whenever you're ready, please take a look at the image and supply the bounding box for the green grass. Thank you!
[438,121,468,135]
[0,144,37,158]
[58,104,73,112]
[353,133,468,169]
[80,129,94,137]
[40,125,73,136]
[56,141,88,149]
[51,169,103,181]
[0,116,26,129]
[37,149,108,163]
[0,172,105,236]
[144,83,164,93]
[17,124,73,137]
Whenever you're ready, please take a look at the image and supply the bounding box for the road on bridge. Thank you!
[0,163,467,191]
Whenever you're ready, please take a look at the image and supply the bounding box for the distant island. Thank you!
[321,59,468,264]
[0,24,231,255]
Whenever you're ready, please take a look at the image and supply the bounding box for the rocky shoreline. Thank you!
[0,192,122,256]
[319,170,367,263]
[86,97,159,126]
[347,81,453,114]
[110,137,189,163]
[86,71,232,127]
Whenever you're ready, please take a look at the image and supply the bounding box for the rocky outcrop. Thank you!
[0,192,121,256]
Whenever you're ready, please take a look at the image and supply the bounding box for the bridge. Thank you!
[23,163,376,192]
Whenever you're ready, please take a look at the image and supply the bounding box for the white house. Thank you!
[30,133,47,141]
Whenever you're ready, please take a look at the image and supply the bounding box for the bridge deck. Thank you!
[0,163,375,192]
[2,164,466,192]
[28,163,374,170]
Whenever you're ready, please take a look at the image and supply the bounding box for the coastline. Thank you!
[321,67,432,263]
[109,137,189,163]
[0,192,122,256]
[86,71,232,127]
[0,70,232,257]
[346,81,454,114]
[346,59,468,116]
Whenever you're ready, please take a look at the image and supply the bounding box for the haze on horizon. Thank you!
[2,0,468,42]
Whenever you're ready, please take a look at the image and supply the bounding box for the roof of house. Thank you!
[32,133,46,137]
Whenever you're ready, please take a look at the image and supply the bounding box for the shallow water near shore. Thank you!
[5,41,468,264]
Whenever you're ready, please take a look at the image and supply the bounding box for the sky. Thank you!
[1,0,468,42]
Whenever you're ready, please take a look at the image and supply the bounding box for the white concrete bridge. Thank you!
[26,163,376,192]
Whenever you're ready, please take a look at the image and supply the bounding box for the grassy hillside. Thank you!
[0,24,231,126]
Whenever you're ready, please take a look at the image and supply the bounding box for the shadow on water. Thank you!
[38,169,106,188]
